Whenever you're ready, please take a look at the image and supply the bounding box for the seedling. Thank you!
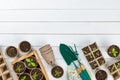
[15,65,23,73]
[32,72,37,80]
[25,57,37,68]
[116,63,120,70]
[25,58,36,67]
[54,70,62,77]
[21,76,26,80]
[109,48,118,57]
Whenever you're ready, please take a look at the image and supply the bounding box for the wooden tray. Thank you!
[11,51,49,80]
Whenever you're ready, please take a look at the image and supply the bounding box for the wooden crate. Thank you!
[11,51,49,80]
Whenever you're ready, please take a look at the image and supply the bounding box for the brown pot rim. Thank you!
[95,69,108,80]
[13,61,26,74]
[5,46,18,58]
[107,45,120,58]
[39,44,52,53]
[19,41,32,53]
[30,68,43,80]
[51,66,64,78]
[19,73,31,80]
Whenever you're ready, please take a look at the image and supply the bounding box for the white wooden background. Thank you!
[0,0,120,80]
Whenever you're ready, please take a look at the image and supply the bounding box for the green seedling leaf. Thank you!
[32,72,37,80]
[89,55,93,58]
[21,76,26,80]
[25,58,31,62]
[54,70,61,77]
[117,63,120,70]
[92,47,97,51]
[31,63,36,67]
[111,66,115,72]
[16,65,22,73]
[83,51,87,54]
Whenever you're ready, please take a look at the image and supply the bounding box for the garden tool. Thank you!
[59,44,91,80]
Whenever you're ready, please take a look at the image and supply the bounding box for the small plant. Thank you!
[110,66,116,72]
[15,65,22,73]
[25,58,36,67]
[107,45,119,57]
[32,72,37,80]
[25,57,37,68]
[51,66,64,78]
[116,62,120,70]
[21,76,26,80]
[54,70,62,77]
[13,62,25,73]
[109,48,118,57]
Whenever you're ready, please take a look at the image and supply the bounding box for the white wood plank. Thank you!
[0,0,120,9]
[0,35,120,46]
[0,10,120,21]
[0,23,119,34]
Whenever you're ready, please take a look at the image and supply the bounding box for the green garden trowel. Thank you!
[59,44,91,80]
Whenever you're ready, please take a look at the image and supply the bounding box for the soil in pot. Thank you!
[24,56,38,69]
[93,50,102,58]
[51,66,64,78]
[19,73,31,80]
[31,68,43,80]
[13,61,26,74]
[90,61,98,69]
[86,54,94,61]
[82,46,90,55]
[6,46,18,57]
[108,64,116,73]
[90,43,98,51]
[19,41,31,53]
[107,45,120,57]
[95,70,107,80]
[98,57,105,65]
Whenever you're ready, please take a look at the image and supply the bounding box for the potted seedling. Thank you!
[13,61,26,74]
[30,68,43,80]
[107,45,120,58]
[24,56,38,69]
[19,41,31,53]
[93,50,102,58]
[19,73,31,80]
[116,61,120,70]
[82,46,91,55]
[51,66,64,78]
[108,64,116,73]
[90,43,98,51]
[95,70,107,80]
[6,46,18,58]
[90,61,98,69]
[98,57,105,65]
[86,54,94,61]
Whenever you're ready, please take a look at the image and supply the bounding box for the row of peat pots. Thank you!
[82,42,120,80]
